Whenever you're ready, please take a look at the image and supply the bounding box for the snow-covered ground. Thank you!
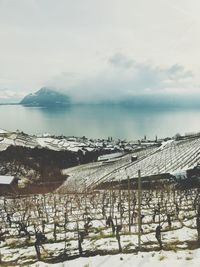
[33,249,200,267]
[0,129,7,134]
[0,188,199,265]
[60,135,200,191]
[0,129,154,153]
[1,129,200,266]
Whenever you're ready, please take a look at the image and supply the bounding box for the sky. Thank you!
[0,0,200,102]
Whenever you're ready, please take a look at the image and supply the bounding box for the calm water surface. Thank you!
[1,105,200,140]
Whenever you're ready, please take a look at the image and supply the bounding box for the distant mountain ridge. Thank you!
[20,87,70,107]
[20,88,200,108]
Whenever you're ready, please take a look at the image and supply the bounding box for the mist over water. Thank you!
[0,104,200,140]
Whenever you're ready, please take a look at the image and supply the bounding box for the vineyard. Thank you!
[0,186,200,266]
[61,136,200,191]
[0,135,200,265]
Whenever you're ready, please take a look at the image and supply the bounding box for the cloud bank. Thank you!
[46,53,196,103]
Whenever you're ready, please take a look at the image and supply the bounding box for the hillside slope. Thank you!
[20,87,70,107]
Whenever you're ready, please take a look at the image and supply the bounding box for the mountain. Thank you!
[20,88,70,107]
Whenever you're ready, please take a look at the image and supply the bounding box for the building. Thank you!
[0,176,18,195]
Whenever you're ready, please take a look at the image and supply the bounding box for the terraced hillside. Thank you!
[60,146,158,192]
[61,136,200,192]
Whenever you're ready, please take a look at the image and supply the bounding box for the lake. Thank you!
[1,104,200,140]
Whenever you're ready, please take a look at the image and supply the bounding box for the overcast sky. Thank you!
[0,0,200,102]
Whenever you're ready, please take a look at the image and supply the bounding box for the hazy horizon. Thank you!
[2,88,200,110]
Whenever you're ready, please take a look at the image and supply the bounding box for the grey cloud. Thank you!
[167,64,193,79]
[47,54,195,103]
[109,54,192,81]
[109,53,135,69]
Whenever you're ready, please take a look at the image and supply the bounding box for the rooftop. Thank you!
[0,176,15,185]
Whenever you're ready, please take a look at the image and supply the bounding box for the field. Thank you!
[0,186,200,266]
[0,134,200,266]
